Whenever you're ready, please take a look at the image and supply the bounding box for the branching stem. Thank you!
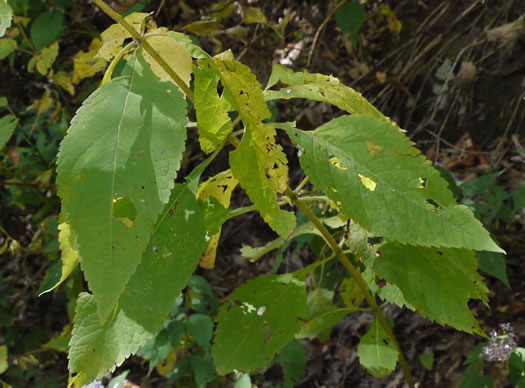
[285,188,415,387]
[89,4,414,385]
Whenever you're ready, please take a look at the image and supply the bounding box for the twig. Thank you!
[286,188,415,387]
[306,0,349,69]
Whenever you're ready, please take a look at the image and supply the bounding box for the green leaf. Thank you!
[214,52,295,238]
[459,366,493,388]
[191,356,216,388]
[357,318,398,378]
[0,114,16,150]
[241,6,268,24]
[513,181,525,212]
[56,52,188,322]
[277,340,306,388]
[373,244,488,334]
[334,1,366,48]
[184,314,214,351]
[194,59,233,153]
[345,223,415,309]
[419,352,434,371]
[212,273,307,375]
[68,179,208,386]
[0,38,16,59]
[136,328,172,371]
[281,116,503,252]
[477,251,509,288]
[30,10,64,51]
[0,0,13,38]
[266,65,385,121]
[234,373,252,388]
[510,348,525,386]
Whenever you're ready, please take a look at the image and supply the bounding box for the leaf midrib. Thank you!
[109,58,138,261]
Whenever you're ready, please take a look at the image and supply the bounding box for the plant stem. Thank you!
[306,0,349,68]
[92,0,195,103]
[285,187,415,387]
[226,124,412,385]
[294,176,310,193]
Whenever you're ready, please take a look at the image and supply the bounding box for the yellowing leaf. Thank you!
[0,38,16,60]
[142,35,192,87]
[329,156,347,170]
[214,53,295,237]
[380,6,402,37]
[37,89,54,116]
[366,141,382,157]
[197,170,238,269]
[358,174,376,191]
[0,345,7,374]
[97,12,150,61]
[265,64,393,125]
[340,277,365,308]
[156,350,178,376]
[184,20,221,37]
[194,59,233,153]
[197,170,238,208]
[210,0,235,22]
[200,233,220,269]
[52,71,75,95]
[241,6,268,24]
[28,41,59,75]
[39,222,79,296]
[72,38,107,83]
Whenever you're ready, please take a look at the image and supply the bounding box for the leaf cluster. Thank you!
[0,3,507,387]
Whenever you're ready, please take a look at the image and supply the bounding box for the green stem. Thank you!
[294,176,310,193]
[285,187,414,387]
[92,0,195,104]
[100,41,136,86]
[221,195,330,223]
[14,18,35,53]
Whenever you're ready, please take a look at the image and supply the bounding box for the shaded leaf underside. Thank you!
[374,244,488,334]
[358,318,398,378]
